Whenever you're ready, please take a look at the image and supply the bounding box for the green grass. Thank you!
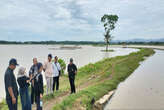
[0,48,155,110]
[52,48,155,110]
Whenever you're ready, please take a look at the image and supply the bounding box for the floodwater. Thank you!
[0,45,137,101]
[104,50,164,110]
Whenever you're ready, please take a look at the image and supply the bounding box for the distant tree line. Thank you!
[0,40,105,45]
[116,42,164,45]
[0,40,164,45]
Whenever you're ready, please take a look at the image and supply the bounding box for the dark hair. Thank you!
[70,58,73,62]
[55,56,58,59]
[33,58,37,61]
[48,54,52,58]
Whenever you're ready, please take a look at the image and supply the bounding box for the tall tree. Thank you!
[101,14,119,51]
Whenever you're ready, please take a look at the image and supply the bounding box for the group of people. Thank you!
[4,54,77,110]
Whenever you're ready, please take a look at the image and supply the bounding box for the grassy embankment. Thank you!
[52,48,155,110]
[0,48,155,110]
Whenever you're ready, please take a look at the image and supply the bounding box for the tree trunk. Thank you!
[106,43,108,51]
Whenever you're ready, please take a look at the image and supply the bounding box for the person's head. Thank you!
[70,58,73,64]
[18,67,26,76]
[9,58,19,70]
[37,62,43,73]
[48,54,52,62]
[33,58,38,65]
[54,56,58,63]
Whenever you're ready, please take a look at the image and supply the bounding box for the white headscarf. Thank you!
[17,67,26,78]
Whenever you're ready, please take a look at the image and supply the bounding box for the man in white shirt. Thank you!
[52,56,61,91]
[43,54,54,95]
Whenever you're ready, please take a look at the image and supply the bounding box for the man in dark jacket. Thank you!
[4,58,19,110]
[67,58,77,94]
[29,58,38,104]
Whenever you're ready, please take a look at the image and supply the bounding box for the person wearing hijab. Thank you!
[17,67,31,110]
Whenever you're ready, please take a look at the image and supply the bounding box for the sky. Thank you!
[0,0,164,41]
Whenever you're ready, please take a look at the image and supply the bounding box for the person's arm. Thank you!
[57,63,61,76]
[29,66,35,86]
[29,74,33,83]
[74,64,77,75]
[58,63,61,71]
[67,65,70,73]
[5,74,16,104]
[26,76,30,83]
[29,66,33,78]
[43,62,47,72]
[8,87,16,104]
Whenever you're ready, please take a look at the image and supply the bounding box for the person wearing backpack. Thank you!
[52,56,61,91]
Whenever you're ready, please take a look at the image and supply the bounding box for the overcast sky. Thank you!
[0,0,164,41]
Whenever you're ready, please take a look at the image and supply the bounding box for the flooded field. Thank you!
[104,50,164,110]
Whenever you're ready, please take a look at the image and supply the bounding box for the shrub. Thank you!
[58,58,66,75]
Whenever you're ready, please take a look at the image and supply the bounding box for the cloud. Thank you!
[0,0,164,41]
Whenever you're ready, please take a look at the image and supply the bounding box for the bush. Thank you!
[58,59,66,75]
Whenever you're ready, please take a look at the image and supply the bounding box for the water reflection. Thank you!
[103,51,110,58]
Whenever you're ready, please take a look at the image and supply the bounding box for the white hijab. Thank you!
[17,67,26,78]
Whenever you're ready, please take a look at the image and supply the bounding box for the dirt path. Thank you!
[32,91,69,110]
[33,77,108,110]
[43,91,69,110]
